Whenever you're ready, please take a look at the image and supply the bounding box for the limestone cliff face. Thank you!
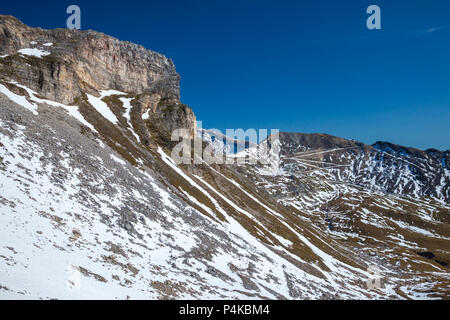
[275,132,450,203]
[0,15,195,137]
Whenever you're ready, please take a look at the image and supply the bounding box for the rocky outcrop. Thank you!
[0,15,197,138]
[135,93,197,139]
[0,15,180,103]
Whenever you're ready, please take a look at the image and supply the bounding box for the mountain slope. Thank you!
[0,16,448,299]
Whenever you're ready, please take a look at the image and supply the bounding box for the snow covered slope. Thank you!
[0,16,449,300]
[0,85,385,299]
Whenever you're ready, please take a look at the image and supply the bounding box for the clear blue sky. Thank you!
[3,0,450,150]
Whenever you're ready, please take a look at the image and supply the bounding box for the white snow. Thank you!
[9,81,97,133]
[18,48,50,58]
[157,147,227,218]
[0,127,200,299]
[390,220,436,237]
[0,85,446,300]
[86,90,127,125]
[157,147,388,299]
[119,97,140,142]
[272,233,293,248]
[99,90,126,97]
[110,154,126,166]
[87,94,118,124]
[0,122,442,299]
[59,105,97,133]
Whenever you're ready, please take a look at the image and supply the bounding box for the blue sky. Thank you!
[2,0,450,150]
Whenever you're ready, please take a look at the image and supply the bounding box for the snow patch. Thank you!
[0,83,38,115]
[110,154,126,166]
[87,94,119,124]
[142,110,150,120]
[18,48,50,58]
[119,97,140,142]
[10,82,97,133]
[86,90,128,125]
